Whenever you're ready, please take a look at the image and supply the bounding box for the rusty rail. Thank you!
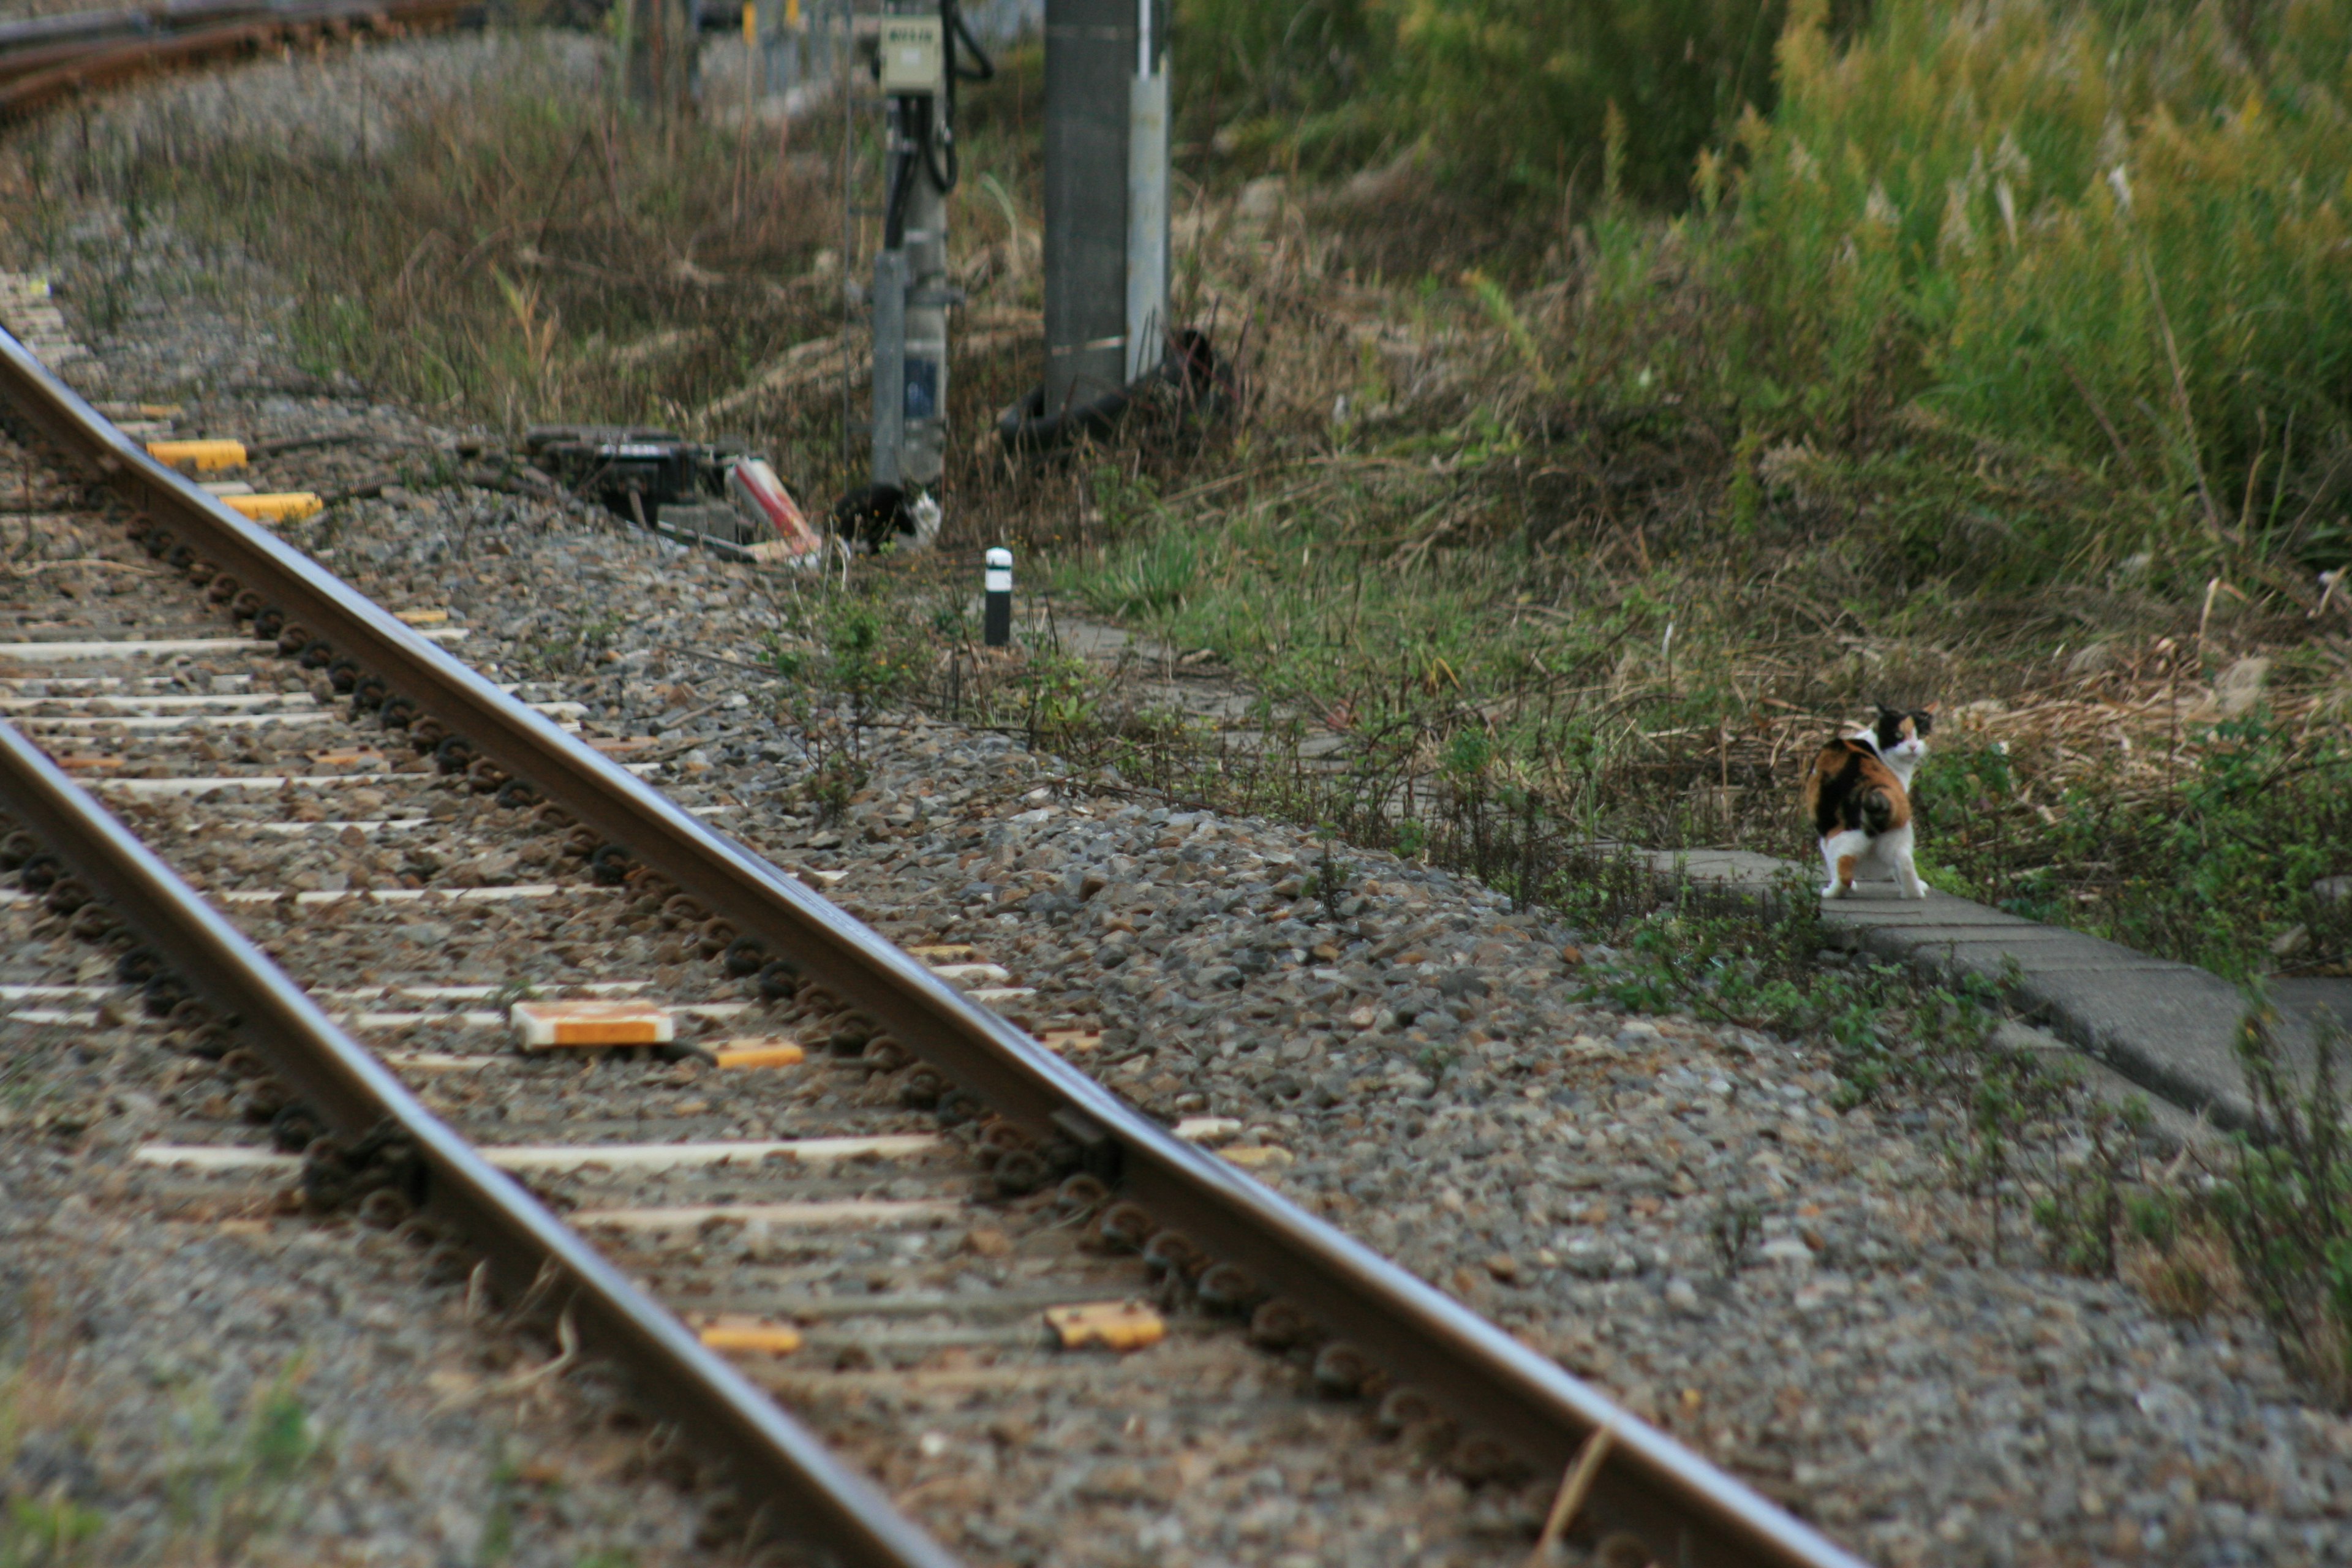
[0,322,1874,1568]
[0,0,482,117]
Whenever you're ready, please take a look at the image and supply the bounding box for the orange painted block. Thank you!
[394,608,450,625]
[511,999,674,1049]
[54,753,124,772]
[696,1317,803,1355]
[587,737,655,755]
[310,748,385,769]
[1219,1145,1295,1170]
[713,1039,805,1069]
[1044,1300,1166,1352]
[223,492,325,524]
[906,943,979,962]
[1038,1028,1102,1055]
[147,438,246,472]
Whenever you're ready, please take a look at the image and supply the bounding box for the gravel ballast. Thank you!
[0,928,715,1566]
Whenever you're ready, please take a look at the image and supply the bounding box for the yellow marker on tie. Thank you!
[510,1000,675,1049]
[222,493,324,524]
[741,0,756,45]
[785,0,799,26]
[714,1039,806,1069]
[1044,1301,1166,1352]
[147,439,246,472]
[697,1317,802,1354]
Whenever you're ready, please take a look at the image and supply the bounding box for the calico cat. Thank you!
[1802,705,1934,900]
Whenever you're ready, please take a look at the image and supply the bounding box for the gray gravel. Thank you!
[0,929,717,1566]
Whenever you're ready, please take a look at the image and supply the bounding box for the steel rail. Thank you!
[0,9,153,58]
[0,1,303,62]
[0,0,456,53]
[0,0,480,118]
[0,700,962,1566]
[0,325,1872,1568]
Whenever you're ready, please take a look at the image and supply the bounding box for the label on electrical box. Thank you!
[879,15,943,94]
[903,358,938,420]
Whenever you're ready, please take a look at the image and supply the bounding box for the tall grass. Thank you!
[1183,0,2352,574]
[1174,0,1798,208]
[1704,0,2352,571]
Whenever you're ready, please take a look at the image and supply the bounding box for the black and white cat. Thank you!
[1802,705,1934,900]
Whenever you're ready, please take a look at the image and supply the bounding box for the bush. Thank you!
[1175,0,1794,208]
[2218,1001,2352,1406]
[1706,0,2352,567]
[1920,713,2352,979]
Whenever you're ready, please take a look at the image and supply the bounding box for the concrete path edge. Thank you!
[1629,848,2352,1145]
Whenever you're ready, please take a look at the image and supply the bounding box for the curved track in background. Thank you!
[0,0,483,120]
[0,301,1868,1568]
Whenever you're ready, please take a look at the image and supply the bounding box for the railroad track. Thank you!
[0,0,484,121]
[0,325,1865,1567]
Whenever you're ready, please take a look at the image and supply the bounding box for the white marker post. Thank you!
[984,547,1013,647]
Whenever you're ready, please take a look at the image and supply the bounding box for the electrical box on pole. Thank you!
[864,0,987,518]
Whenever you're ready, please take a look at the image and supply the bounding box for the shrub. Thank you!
[1174,0,1795,208]
[2217,1001,2352,1406]
[1708,0,2352,567]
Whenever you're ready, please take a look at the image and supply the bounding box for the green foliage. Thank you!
[164,1366,323,1558]
[1175,0,1796,207]
[1709,1198,1762,1275]
[530,611,625,679]
[1923,714,2352,978]
[1079,529,1199,619]
[2217,1000,2352,1406]
[824,600,929,709]
[2032,1098,2149,1276]
[111,45,837,441]
[2,1496,105,1567]
[1574,864,1945,1099]
[1695,0,2352,562]
[1441,729,1493,783]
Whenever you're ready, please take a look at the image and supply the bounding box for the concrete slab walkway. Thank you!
[1646,848,2352,1134]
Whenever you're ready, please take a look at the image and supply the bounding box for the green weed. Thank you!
[163,1362,324,1559]
[1924,714,2352,978]
[2217,1000,2352,1406]
[1710,0,2352,563]
[1175,0,1799,210]
[1078,529,1199,619]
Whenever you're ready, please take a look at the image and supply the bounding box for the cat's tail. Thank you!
[1858,785,1900,837]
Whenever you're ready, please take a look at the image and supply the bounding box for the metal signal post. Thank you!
[870,1,986,499]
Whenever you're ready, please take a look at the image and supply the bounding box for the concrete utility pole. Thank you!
[1042,0,1166,417]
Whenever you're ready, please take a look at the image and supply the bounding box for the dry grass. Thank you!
[2120,1223,2242,1324]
